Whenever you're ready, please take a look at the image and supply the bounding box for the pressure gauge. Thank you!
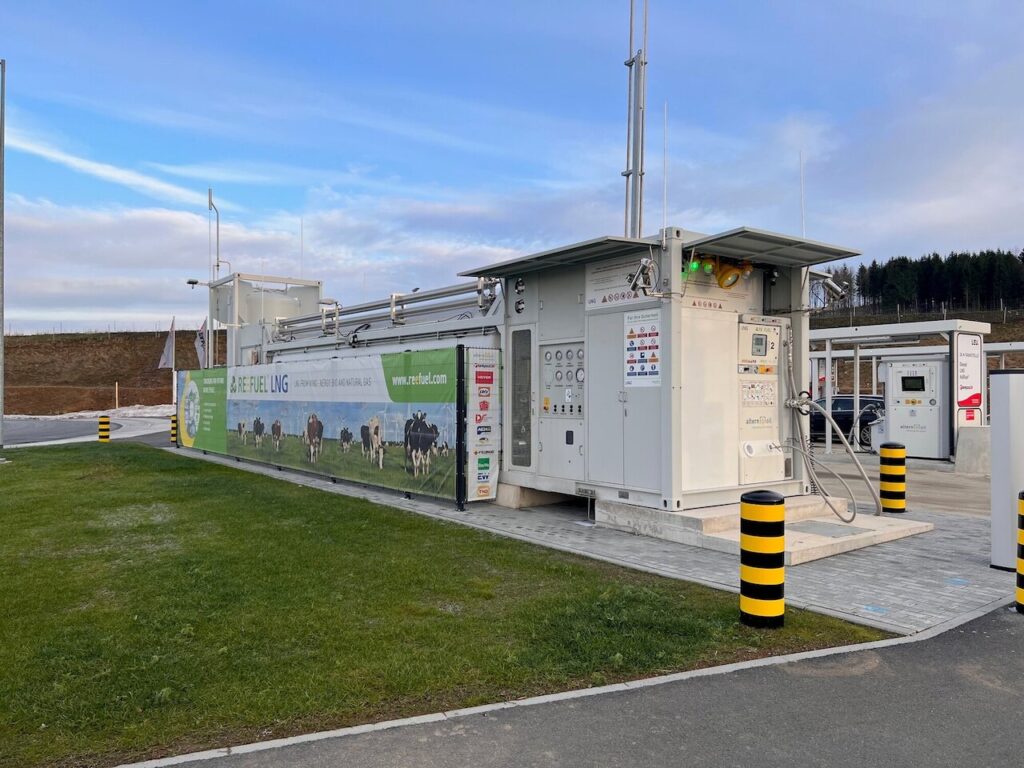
[544,350,552,361]
[575,368,585,383]
[555,350,563,360]
[555,370,563,381]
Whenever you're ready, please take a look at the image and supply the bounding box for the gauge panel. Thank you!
[540,342,586,419]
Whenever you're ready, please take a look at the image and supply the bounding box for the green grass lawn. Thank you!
[0,444,886,768]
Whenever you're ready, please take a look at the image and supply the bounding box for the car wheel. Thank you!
[858,423,872,447]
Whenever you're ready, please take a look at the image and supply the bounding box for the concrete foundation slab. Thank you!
[595,493,933,564]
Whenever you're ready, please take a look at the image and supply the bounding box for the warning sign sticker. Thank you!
[585,256,650,310]
[624,309,661,387]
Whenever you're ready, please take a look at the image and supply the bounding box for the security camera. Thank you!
[628,257,655,293]
[821,276,848,301]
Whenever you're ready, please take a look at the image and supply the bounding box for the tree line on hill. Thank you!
[821,249,1024,313]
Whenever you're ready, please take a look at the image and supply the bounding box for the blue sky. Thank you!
[2,1,1023,331]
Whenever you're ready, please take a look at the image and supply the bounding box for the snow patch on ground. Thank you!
[8,404,175,420]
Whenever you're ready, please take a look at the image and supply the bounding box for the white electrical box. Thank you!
[737,316,786,484]
[876,360,950,459]
[989,370,1024,569]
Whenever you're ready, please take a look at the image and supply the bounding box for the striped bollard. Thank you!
[98,415,111,443]
[170,415,178,445]
[740,489,785,629]
[1017,492,1024,615]
[879,442,907,513]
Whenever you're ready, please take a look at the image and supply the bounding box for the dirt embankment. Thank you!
[3,331,219,415]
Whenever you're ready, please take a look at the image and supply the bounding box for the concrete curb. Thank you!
[114,593,1015,768]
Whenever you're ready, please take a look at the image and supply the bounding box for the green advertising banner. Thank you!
[381,348,457,403]
[176,369,227,452]
[224,349,461,500]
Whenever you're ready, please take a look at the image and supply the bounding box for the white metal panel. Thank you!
[586,312,625,486]
[990,371,1024,569]
[680,308,739,491]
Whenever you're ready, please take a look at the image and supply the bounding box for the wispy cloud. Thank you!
[7,129,235,210]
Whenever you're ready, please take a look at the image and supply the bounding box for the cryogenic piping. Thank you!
[277,279,496,330]
[783,326,883,521]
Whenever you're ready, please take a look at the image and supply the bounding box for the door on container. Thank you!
[624,378,661,491]
[585,312,624,486]
[508,327,535,471]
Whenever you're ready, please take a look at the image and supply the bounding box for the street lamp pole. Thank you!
[1,59,7,450]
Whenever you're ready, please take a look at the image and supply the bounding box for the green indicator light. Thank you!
[689,260,700,272]
[702,261,714,274]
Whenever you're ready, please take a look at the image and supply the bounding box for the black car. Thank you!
[808,395,884,445]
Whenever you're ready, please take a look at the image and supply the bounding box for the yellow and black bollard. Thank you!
[170,415,178,445]
[879,442,907,513]
[1017,492,1024,615]
[740,489,785,629]
[97,415,111,443]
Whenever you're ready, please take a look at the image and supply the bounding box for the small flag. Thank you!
[158,317,176,369]
[195,319,207,368]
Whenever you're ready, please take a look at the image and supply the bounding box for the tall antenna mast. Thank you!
[799,150,806,238]
[622,0,648,238]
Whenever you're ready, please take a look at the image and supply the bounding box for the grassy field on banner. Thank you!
[225,432,457,498]
[0,443,886,768]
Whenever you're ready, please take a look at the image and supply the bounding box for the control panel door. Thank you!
[737,321,785,484]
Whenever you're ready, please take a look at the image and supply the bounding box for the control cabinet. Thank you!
[737,316,786,484]
[539,341,586,479]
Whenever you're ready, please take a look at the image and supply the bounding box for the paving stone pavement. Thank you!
[184,451,1015,636]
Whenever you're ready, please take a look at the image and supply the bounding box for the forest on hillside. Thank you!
[822,249,1024,313]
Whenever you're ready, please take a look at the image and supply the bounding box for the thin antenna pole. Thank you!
[300,217,304,277]
[207,188,219,368]
[637,0,648,237]
[662,100,668,240]
[623,0,635,237]
[799,150,806,238]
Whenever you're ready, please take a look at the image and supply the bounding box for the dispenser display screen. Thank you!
[751,333,768,357]
[901,375,925,392]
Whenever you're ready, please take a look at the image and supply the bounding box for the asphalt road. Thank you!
[168,607,1023,768]
[0,416,175,448]
[1,417,122,444]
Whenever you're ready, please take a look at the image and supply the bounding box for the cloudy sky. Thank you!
[2,1,1022,332]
